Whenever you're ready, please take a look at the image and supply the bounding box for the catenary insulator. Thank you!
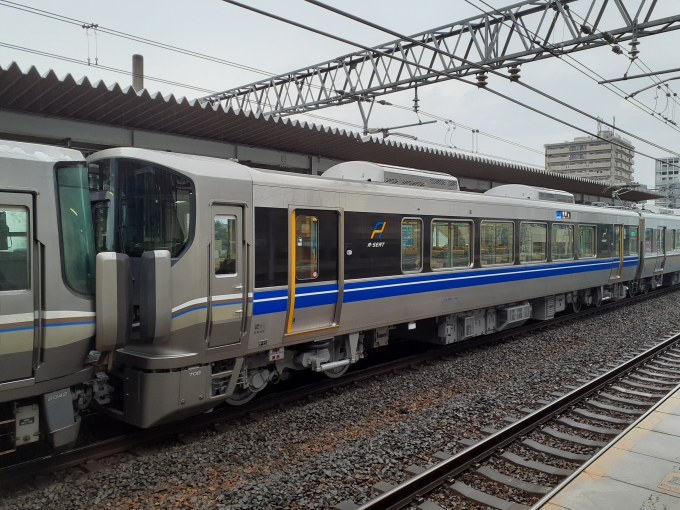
[508,65,520,82]
[611,45,623,55]
[476,72,488,88]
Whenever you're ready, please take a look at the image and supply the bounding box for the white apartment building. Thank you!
[544,130,634,184]
[655,157,680,207]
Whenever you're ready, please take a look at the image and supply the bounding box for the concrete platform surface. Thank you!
[534,384,680,510]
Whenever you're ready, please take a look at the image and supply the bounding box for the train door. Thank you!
[610,224,624,279]
[208,204,246,348]
[656,227,667,272]
[285,208,342,339]
[0,192,35,383]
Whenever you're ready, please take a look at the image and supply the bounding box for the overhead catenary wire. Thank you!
[221,0,679,174]
[468,0,680,134]
[303,0,680,153]
[0,0,546,158]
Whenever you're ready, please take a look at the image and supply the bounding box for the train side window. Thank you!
[214,216,237,276]
[552,224,574,260]
[401,218,423,273]
[578,225,596,258]
[519,223,546,263]
[296,214,319,280]
[629,227,638,254]
[480,221,514,266]
[0,208,29,291]
[431,220,471,270]
[645,228,653,254]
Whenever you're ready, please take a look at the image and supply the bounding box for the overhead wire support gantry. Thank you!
[200,0,680,117]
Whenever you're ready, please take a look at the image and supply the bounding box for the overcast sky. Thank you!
[1,0,679,187]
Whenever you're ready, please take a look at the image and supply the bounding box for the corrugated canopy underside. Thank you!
[0,62,660,202]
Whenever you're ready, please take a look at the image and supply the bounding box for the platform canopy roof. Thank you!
[0,62,661,202]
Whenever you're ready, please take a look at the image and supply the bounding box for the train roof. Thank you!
[86,147,667,221]
[0,139,84,163]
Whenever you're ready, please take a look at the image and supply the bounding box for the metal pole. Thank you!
[132,54,144,92]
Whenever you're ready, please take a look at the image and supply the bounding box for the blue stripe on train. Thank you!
[253,257,639,316]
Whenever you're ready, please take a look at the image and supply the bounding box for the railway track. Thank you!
[1,286,679,491]
[356,330,680,510]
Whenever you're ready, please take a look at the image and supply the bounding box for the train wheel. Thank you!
[226,386,257,405]
[324,364,349,378]
[571,299,582,313]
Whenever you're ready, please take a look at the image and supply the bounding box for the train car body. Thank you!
[0,141,95,453]
[2,141,680,453]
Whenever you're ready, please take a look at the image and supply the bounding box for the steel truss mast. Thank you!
[202,0,680,117]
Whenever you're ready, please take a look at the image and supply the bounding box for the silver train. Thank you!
[1,139,679,453]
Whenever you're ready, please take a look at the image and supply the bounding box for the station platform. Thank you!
[534,383,680,509]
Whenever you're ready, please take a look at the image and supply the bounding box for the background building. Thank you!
[545,130,635,184]
[655,157,680,207]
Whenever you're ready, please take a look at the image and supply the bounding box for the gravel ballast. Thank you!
[3,292,680,510]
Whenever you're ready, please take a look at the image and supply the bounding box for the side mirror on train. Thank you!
[139,250,172,343]
[95,252,132,351]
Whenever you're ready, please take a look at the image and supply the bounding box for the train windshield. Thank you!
[89,158,194,258]
[56,164,96,295]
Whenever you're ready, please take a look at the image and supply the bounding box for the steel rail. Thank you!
[1,285,678,489]
[358,327,680,510]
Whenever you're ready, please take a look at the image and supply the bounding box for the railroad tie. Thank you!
[474,465,551,497]
[517,408,538,415]
[450,481,530,510]
[598,392,655,407]
[637,369,680,381]
[650,359,680,368]
[503,416,519,424]
[586,399,644,415]
[646,364,680,375]
[480,427,500,436]
[555,417,623,437]
[627,373,677,387]
[619,379,669,392]
[610,385,664,399]
[520,439,590,463]
[457,438,478,448]
[571,408,633,425]
[500,451,574,478]
[541,427,607,447]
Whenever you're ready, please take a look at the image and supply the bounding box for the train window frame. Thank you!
[519,222,547,264]
[578,224,597,259]
[645,228,653,254]
[0,206,30,293]
[295,214,320,281]
[629,226,639,255]
[401,217,423,274]
[480,221,514,267]
[552,223,575,261]
[430,218,473,271]
[214,215,238,277]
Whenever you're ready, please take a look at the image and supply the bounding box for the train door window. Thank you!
[612,226,620,256]
[645,228,653,254]
[214,216,237,275]
[480,221,514,266]
[519,223,546,263]
[295,214,319,280]
[552,224,574,260]
[579,225,596,258]
[0,208,29,291]
[629,227,638,254]
[401,218,423,273]
[431,220,471,270]
[676,230,680,251]
[658,228,665,253]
